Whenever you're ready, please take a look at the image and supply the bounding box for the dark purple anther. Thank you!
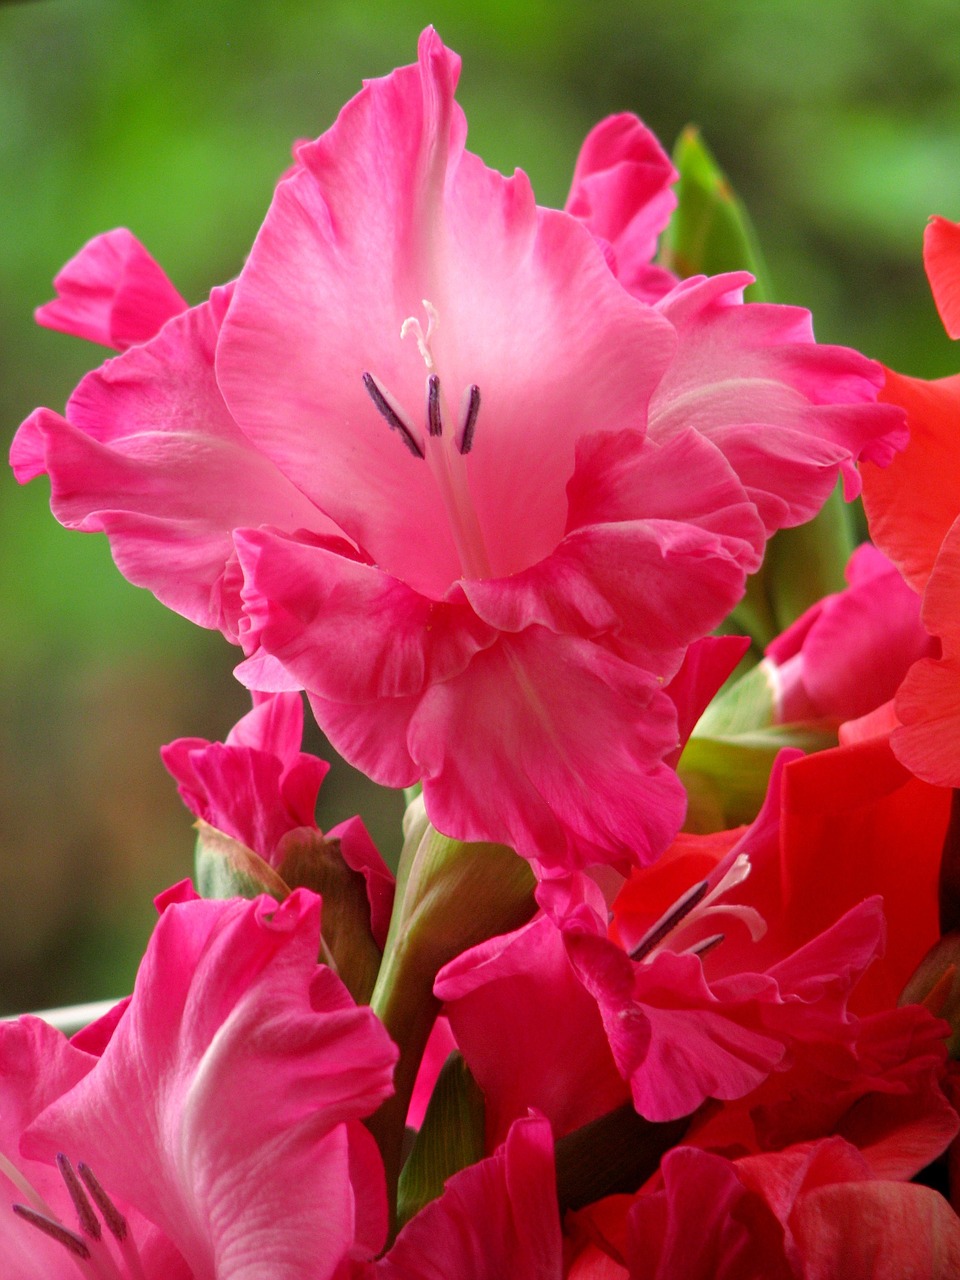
[78,1162,128,1243]
[427,373,442,436]
[362,372,425,459]
[57,1152,101,1240]
[457,384,481,455]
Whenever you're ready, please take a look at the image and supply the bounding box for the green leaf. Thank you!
[661,125,773,301]
[397,1052,485,1227]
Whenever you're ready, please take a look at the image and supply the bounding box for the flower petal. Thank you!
[924,214,960,340]
[372,1116,562,1280]
[235,528,497,702]
[35,228,187,350]
[862,368,960,593]
[649,273,908,530]
[11,289,329,638]
[409,627,687,871]
[565,113,678,302]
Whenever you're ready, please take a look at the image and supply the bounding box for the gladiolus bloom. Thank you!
[0,887,398,1278]
[13,29,905,873]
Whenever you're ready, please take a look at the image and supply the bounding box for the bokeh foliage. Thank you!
[2,0,959,1013]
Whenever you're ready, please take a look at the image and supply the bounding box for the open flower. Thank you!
[0,888,398,1279]
[13,29,905,873]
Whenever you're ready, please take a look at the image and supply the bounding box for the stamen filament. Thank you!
[629,880,710,962]
[12,1202,90,1259]
[0,1150,54,1216]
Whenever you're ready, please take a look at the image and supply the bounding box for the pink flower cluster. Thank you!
[7,26,960,1280]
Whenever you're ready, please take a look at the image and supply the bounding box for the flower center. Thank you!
[2,1150,147,1279]
[628,853,767,963]
[362,300,492,580]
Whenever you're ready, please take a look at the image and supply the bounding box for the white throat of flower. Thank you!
[363,299,492,580]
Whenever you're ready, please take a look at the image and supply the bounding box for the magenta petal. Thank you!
[25,892,398,1279]
[161,693,331,864]
[35,228,187,350]
[565,112,679,302]
[411,627,688,871]
[435,916,628,1146]
[569,898,884,1123]
[236,528,497,701]
[13,291,330,639]
[649,273,908,531]
[626,1146,790,1280]
[326,814,396,949]
[463,428,763,673]
[373,1116,562,1280]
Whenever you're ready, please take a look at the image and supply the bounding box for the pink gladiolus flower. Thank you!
[0,887,398,1278]
[13,29,905,871]
[161,691,394,944]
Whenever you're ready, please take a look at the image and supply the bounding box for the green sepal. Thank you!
[661,125,772,301]
[275,828,383,1005]
[194,819,290,901]
[900,931,960,1059]
[397,1052,485,1227]
[365,797,536,1234]
[680,665,835,831]
[728,482,856,649]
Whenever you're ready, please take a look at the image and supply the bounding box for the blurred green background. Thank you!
[2,0,959,1015]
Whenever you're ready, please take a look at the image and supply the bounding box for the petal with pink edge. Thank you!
[565,113,679,302]
[435,916,627,1147]
[463,428,763,672]
[235,528,498,702]
[11,291,330,639]
[409,627,687,872]
[649,272,907,530]
[35,228,187,350]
